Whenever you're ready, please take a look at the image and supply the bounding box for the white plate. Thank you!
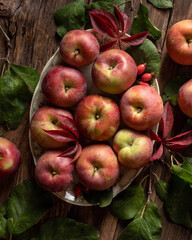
[29,47,160,206]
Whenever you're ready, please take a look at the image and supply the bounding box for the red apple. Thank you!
[92,49,137,94]
[35,151,74,192]
[76,144,120,191]
[166,20,192,65]
[178,79,192,117]
[30,106,73,149]
[120,85,163,130]
[42,65,87,108]
[113,129,153,169]
[74,95,120,141]
[0,137,21,178]
[60,29,100,68]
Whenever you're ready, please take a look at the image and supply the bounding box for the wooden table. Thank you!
[0,0,192,239]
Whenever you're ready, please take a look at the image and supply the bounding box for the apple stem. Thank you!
[74,49,80,55]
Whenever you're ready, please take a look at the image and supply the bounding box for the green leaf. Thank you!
[164,175,192,228]
[91,0,125,11]
[171,156,192,184]
[155,180,168,201]
[162,75,191,106]
[131,3,161,40]
[4,179,53,235]
[118,201,162,240]
[0,213,9,239]
[54,0,85,38]
[127,39,161,77]
[32,217,100,240]
[83,188,113,207]
[110,184,145,220]
[148,0,173,9]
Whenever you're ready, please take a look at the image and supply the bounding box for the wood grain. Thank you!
[0,0,192,239]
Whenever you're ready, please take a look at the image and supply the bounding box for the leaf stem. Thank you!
[171,154,182,167]
[9,233,12,240]
[0,25,10,44]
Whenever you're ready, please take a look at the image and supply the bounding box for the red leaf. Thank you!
[164,130,192,150]
[148,129,162,142]
[100,40,118,51]
[161,101,174,139]
[150,142,163,161]
[56,114,79,140]
[89,10,118,38]
[120,31,149,46]
[59,142,78,157]
[42,129,76,143]
[72,144,82,162]
[113,4,129,36]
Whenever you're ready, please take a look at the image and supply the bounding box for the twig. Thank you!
[0,25,10,45]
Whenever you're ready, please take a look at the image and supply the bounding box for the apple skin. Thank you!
[166,20,192,65]
[74,95,120,141]
[92,49,137,94]
[178,79,192,117]
[120,85,163,130]
[35,151,74,192]
[0,137,21,178]
[60,29,100,68]
[113,129,153,169]
[76,144,120,191]
[42,65,87,108]
[30,106,73,149]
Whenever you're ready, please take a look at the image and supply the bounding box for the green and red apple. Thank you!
[113,128,153,169]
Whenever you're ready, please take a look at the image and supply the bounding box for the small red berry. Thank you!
[74,184,82,198]
[139,81,150,86]
[137,63,146,75]
[141,73,153,82]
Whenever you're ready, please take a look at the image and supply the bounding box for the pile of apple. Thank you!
[30,29,163,194]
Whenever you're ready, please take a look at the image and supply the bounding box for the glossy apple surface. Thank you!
[76,144,120,191]
[60,29,100,68]
[166,20,192,65]
[35,151,74,192]
[178,79,192,117]
[113,128,153,169]
[0,137,21,178]
[74,95,120,141]
[30,106,73,149]
[120,85,163,130]
[92,49,137,94]
[42,65,87,108]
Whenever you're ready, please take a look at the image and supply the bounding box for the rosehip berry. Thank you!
[139,81,150,86]
[141,73,153,82]
[137,63,146,75]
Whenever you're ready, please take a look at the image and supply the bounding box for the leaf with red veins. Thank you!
[100,40,118,51]
[161,101,174,139]
[89,10,118,38]
[42,129,76,143]
[113,4,130,36]
[56,114,79,140]
[164,130,192,151]
[150,142,164,161]
[148,129,162,142]
[120,31,149,46]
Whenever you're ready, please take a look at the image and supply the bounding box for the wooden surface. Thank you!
[0,0,192,239]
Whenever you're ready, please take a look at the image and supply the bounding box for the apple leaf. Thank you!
[127,39,161,77]
[162,75,192,106]
[148,0,173,9]
[31,217,100,240]
[155,180,168,202]
[171,156,192,184]
[90,0,126,12]
[4,179,53,235]
[163,174,192,228]
[118,200,162,240]
[131,3,161,40]
[0,212,9,239]
[110,184,145,220]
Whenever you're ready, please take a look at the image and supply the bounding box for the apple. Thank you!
[35,150,74,192]
[42,65,87,108]
[30,106,74,149]
[60,29,100,68]
[178,79,192,117]
[166,20,192,65]
[120,85,163,130]
[92,49,137,94]
[0,137,21,178]
[74,94,120,141]
[113,128,153,169]
[76,144,120,191]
